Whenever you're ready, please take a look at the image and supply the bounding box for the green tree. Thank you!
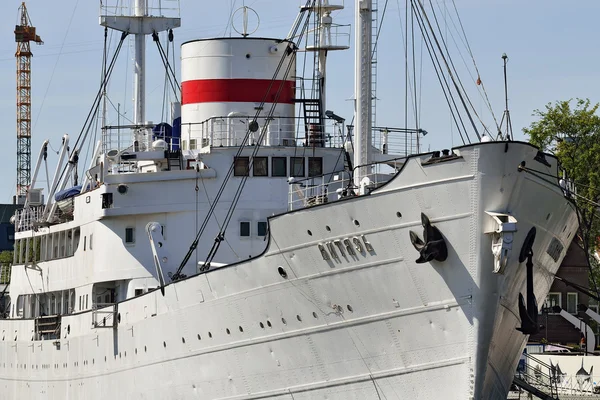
[524,98,600,289]
[0,251,12,265]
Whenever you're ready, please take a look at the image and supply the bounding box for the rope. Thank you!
[173,1,316,278]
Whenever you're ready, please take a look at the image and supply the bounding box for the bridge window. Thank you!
[234,157,250,176]
[253,157,268,176]
[308,157,323,177]
[272,157,287,177]
[290,157,305,177]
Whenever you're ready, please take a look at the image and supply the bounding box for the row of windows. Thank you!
[234,156,323,178]
[240,221,268,237]
[543,292,579,314]
[13,228,86,264]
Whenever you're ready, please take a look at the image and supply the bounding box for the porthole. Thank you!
[182,337,186,344]
[67,325,70,334]
[226,328,231,335]
[197,334,201,340]
[239,326,244,332]
[347,305,354,312]
[278,267,288,279]
[297,315,302,322]
[546,213,551,221]
[117,313,121,323]
[163,341,167,348]
[354,220,360,226]
[326,225,331,231]
[208,332,212,338]
[267,320,272,328]
[124,351,127,357]
[312,312,318,319]
[144,346,147,352]
[259,322,265,329]
[396,212,402,218]
[282,318,287,325]
[307,230,312,236]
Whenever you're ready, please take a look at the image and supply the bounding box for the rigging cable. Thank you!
[448,0,500,132]
[174,1,316,278]
[410,1,468,144]
[33,0,81,131]
[414,0,480,141]
[49,32,129,198]
[426,0,491,137]
[152,30,180,100]
[201,13,313,270]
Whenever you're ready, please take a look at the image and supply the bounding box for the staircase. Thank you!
[302,98,324,147]
[512,353,559,399]
[166,149,183,170]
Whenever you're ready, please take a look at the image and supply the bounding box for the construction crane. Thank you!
[14,2,43,204]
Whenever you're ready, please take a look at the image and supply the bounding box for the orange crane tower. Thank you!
[14,2,43,203]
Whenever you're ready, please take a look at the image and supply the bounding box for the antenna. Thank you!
[232,6,260,38]
[498,53,513,141]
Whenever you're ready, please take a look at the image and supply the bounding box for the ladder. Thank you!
[166,149,183,170]
[371,0,379,131]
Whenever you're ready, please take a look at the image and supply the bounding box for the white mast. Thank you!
[133,0,146,127]
[354,0,372,191]
[100,0,181,151]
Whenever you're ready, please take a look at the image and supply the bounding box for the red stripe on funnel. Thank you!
[182,79,295,105]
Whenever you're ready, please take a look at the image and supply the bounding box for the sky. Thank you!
[0,0,599,202]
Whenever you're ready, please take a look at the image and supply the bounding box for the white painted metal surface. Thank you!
[354,0,373,190]
[181,38,296,147]
[0,2,579,399]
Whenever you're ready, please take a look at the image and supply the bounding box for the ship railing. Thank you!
[15,205,46,233]
[0,265,10,285]
[370,127,426,157]
[100,0,180,18]
[304,23,351,50]
[299,0,345,10]
[288,165,399,210]
[182,116,346,150]
[101,125,182,155]
[92,303,117,328]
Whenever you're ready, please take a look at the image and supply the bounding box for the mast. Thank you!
[100,0,180,151]
[133,0,146,127]
[354,0,373,190]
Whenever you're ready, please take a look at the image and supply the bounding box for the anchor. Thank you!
[409,213,448,264]
[516,227,539,335]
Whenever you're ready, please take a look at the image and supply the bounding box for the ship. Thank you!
[0,0,578,399]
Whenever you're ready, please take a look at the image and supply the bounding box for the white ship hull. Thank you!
[0,142,577,399]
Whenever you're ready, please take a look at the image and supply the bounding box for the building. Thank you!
[530,241,596,347]
[0,204,20,253]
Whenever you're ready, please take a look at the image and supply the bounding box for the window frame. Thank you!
[308,157,323,177]
[290,157,305,178]
[240,221,251,237]
[234,157,250,177]
[566,292,579,314]
[272,157,287,177]
[544,292,562,315]
[257,221,268,237]
[253,157,269,177]
[125,227,136,244]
